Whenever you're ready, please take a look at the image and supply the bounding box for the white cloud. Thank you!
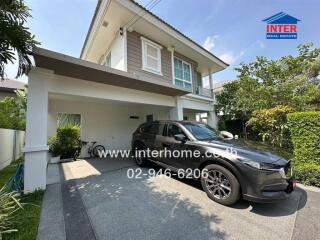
[202,35,219,52]
[219,50,245,64]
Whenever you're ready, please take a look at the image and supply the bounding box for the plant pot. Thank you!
[50,156,61,164]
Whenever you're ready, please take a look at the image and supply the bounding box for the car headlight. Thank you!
[242,160,261,169]
[240,159,283,171]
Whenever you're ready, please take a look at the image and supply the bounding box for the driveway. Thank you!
[38,158,320,240]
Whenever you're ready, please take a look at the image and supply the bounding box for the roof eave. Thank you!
[81,0,229,69]
[33,47,190,97]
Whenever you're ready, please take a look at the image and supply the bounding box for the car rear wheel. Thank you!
[201,164,240,206]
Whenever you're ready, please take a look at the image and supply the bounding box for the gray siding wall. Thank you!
[126,31,202,91]
[127,31,172,84]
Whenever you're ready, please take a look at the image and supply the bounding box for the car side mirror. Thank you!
[219,131,234,140]
[174,134,187,142]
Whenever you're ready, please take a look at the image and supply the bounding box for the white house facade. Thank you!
[24,0,228,191]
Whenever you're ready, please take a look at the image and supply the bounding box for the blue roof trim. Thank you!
[262,12,285,22]
[262,12,300,24]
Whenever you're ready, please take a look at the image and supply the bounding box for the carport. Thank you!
[48,93,173,155]
[24,47,190,192]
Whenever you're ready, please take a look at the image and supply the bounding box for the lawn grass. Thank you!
[0,158,24,187]
[0,158,44,240]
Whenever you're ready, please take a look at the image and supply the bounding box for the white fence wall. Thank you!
[0,129,25,170]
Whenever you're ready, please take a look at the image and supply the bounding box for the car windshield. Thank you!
[182,123,221,141]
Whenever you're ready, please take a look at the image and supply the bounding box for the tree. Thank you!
[0,96,25,130]
[0,88,26,130]
[215,80,251,136]
[233,43,320,111]
[216,43,320,139]
[0,0,39,79]
[247,105,294,147]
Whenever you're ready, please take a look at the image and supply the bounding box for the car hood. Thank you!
[197,139,288,165]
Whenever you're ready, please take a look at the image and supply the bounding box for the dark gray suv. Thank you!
[131,120,295,206]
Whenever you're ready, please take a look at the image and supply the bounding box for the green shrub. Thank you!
[56,124,80,159]
[48,124,80,159]
[294,163,320,187]
[0,187,23,236]
[48,136,61,157]
[288,111,320,187]
[0,97,25,130]
[217,119,226,131]
[288,112,320,165]
[247,105,294,147]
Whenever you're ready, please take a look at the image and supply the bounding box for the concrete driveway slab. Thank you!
[74,166,301,240]
[38,158,320,240]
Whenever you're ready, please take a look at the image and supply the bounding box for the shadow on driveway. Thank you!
[148,162,307,218]
[43,157,309,240]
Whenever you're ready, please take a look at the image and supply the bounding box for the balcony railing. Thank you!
[194,86,212,98]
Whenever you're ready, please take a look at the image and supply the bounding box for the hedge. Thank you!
[287,111,320,186]
[294,163,320,187]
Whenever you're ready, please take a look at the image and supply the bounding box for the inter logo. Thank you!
[262,12,300,39]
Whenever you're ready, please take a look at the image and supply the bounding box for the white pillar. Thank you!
[207,111,218,129]
[208,70,213,89]
[208,70,213,98]
[24,68,52,192]
[169,97,183,120]
[168,46,175,84]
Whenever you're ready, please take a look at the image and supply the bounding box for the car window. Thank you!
[167,124,184,137]
[140,124,151,134]
[158,124,165,135]
[182,123,220,140]
[141,123,165,135]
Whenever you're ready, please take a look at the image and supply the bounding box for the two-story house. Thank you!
[24,0,228,191]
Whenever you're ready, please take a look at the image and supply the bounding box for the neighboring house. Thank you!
[24,0,228,191]
[0,79,26,100]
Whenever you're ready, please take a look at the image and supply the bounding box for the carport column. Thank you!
[207,111,218,129]
[208,70,213,98]
[24,68,52,192]
[169,97,183,120]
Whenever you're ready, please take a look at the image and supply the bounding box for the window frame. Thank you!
[57,112,82,135]
[173,56,193,89]
[140,123,165,136]
[141,36,163,75]
[164,123,188,139]
[104,51,111,67]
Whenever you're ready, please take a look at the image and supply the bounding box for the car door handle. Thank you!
[163,143,170,148]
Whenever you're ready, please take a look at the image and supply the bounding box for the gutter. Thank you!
[80,0,102,58]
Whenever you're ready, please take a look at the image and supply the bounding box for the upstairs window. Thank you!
[174,57,192,89]
[105,52,111,67]
[141,37,162,75]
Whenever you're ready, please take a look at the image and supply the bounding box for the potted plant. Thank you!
[48,136,61,163]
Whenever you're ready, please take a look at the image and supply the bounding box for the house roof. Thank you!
[80,0,228,69]
[32,47,190,96]
[262,12,300,24]
[0,79,26,92]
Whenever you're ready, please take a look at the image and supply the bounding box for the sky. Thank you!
[5,0,320,85]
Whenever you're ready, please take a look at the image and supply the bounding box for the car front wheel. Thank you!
[201,164,240,206]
